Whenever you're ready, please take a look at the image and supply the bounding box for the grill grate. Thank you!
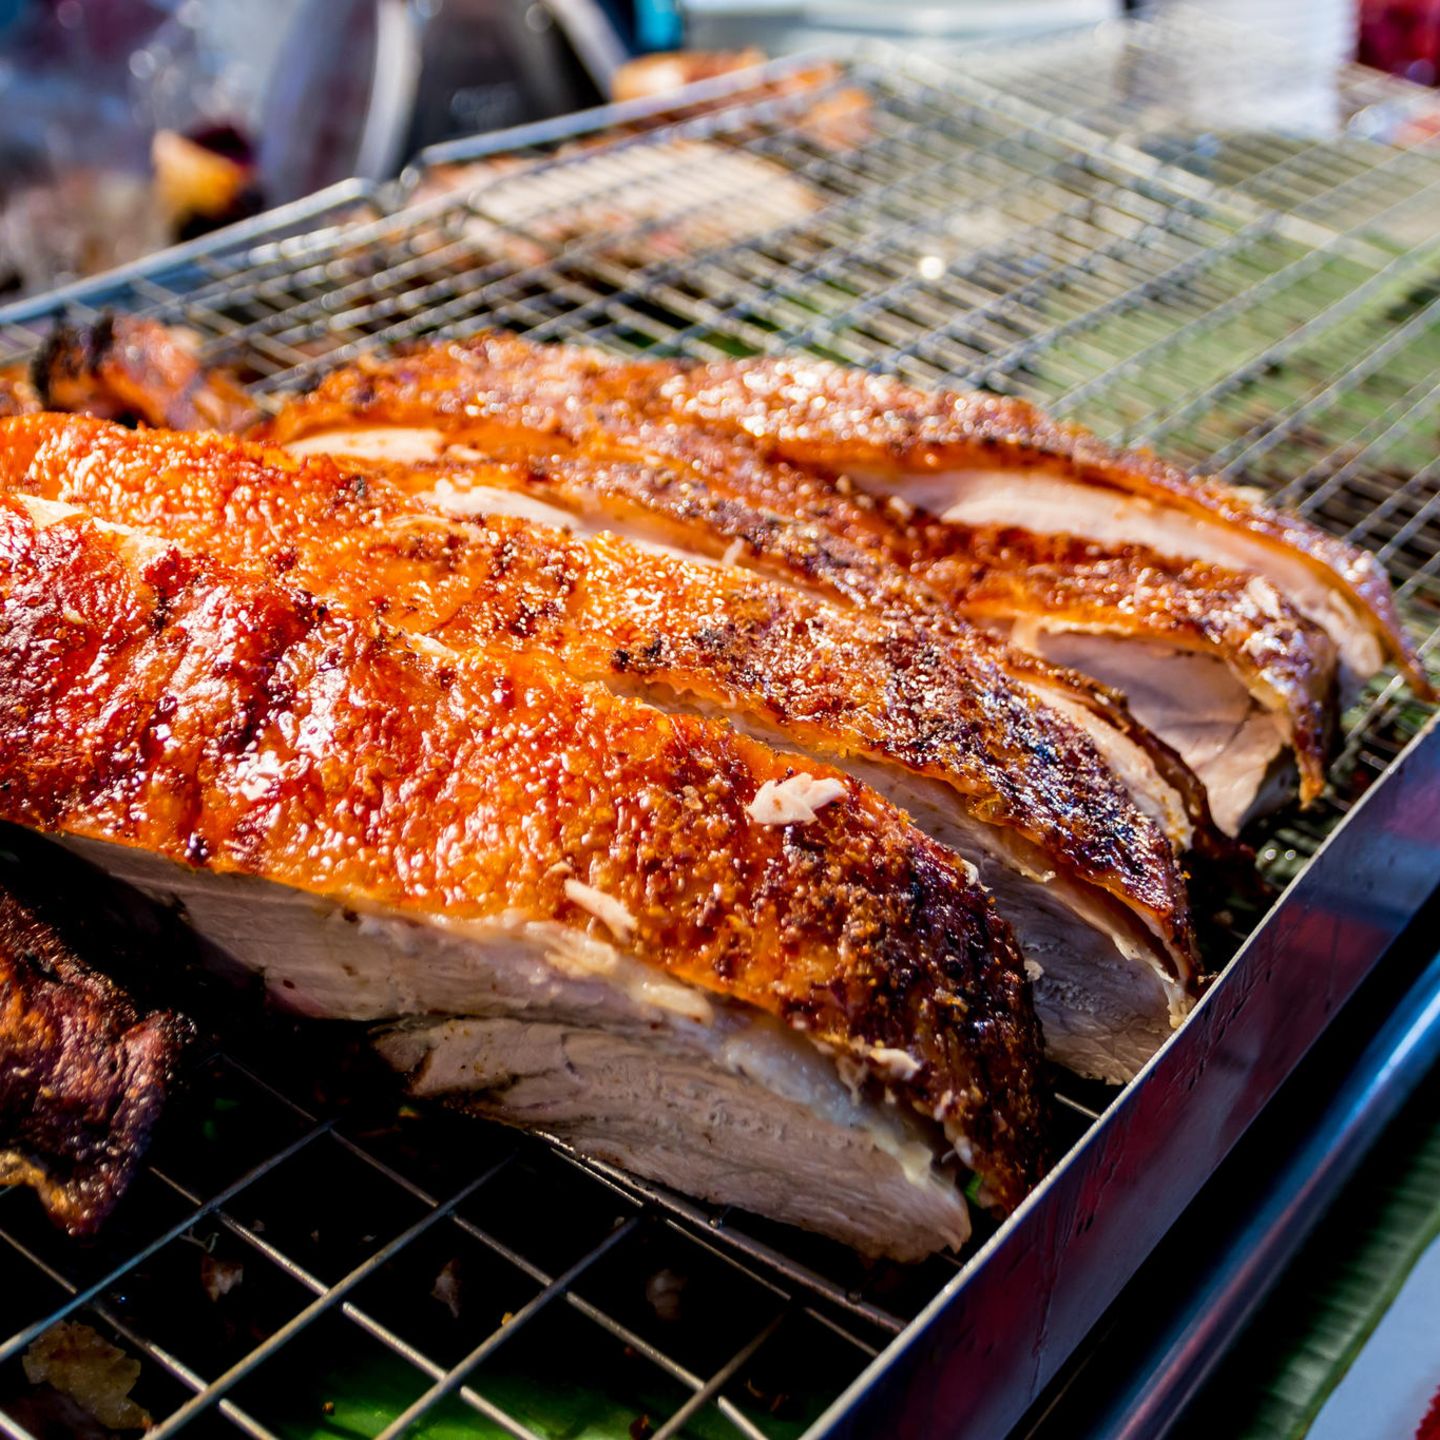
[4,11,1440,1437]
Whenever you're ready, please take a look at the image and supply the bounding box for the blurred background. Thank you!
[0,0,1434,300]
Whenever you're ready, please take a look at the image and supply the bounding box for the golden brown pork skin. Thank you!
[252,332,1345,818]
[0,488,1050,1211]
[0,413,1200,983]
[647,350,1422,695]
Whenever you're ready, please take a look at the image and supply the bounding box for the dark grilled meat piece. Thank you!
[1,889,192,1235]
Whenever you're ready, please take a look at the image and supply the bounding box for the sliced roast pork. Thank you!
[265,397,1303,836]
[0,486,1056,1258]
[254,333,1398,832]
[0,414,1202,1084]
[926,536,1338,836]
[12,321,1301,834]
[636,349,1422,694]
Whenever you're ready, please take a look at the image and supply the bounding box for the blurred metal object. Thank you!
[256,0,421,203]
[681,0,1119,55]
[395,0,611,161]
[0,0,615,297]
[0,0,170,296]
[541,0,629,95]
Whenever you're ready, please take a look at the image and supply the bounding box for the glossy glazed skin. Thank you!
[353,444,1282,841]
[0,492,1050,1208]
[0,415,1199,981]
[0,889,191,1235]
[252,333,1362,799]
[254,406,1227,852]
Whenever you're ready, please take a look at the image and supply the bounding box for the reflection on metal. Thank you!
[1095,939,1440,1440]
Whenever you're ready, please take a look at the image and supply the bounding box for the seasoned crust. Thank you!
[942,533,1338,807]
[0,888,192,1234]
[0,415,1199,982]
[250,332,1350,802]
[644,349,1427,697]
[0,493,1050,1207]
[257,382,1231,856]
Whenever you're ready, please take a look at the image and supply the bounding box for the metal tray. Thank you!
[2,11,1440,1439]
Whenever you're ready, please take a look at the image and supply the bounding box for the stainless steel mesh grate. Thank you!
[3,11,1440,1437]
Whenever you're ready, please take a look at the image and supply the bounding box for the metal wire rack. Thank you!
[3,10,1440,1438]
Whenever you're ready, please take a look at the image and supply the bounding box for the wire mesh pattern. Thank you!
[4,10,1440,1437]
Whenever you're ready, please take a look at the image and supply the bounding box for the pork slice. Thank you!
[0,416,1197,1085]
[0,490,1051,1254]
[68,837,969,1260]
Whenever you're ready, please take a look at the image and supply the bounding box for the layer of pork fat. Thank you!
[845,761,1184,1086]
[634,689,1186,1085]
[1010,623,1290,836]
[60,836,970,1260]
